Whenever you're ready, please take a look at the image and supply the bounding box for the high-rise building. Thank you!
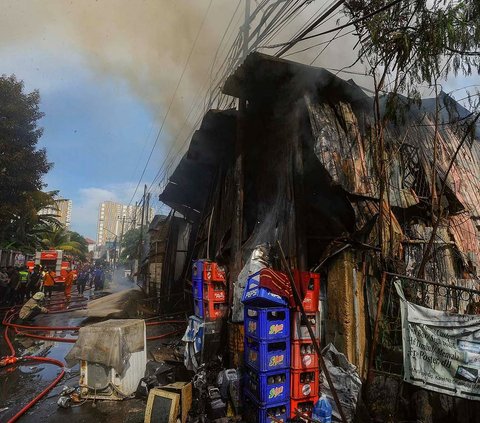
[96,201,154,246]
[39,198,73,228]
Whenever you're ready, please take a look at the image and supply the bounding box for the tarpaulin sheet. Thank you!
[65,319,145,374]
[320,343,362,422]
[395,280,480,400]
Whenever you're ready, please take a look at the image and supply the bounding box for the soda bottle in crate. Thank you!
[292,311,321,340]
[243,391,290,423]
[194,298,227,320]
[244,337,290,372]
[290,397,317,421]
[290,368,320,399]
[203,281,226,302]
[192,259,226,282]
[245,365,290,404]
[291,340,319,370]
[244,306,290,342]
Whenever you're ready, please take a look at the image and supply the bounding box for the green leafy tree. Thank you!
[0,190,60,252]
[0,74,51,247]
[40,226,88,260]
[119,227,142,263]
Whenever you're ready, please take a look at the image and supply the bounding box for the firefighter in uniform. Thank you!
[18,292,48,322]
[43,268,56,299]
[64,268,75,303]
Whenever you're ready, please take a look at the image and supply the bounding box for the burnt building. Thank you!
[157,53,480,420]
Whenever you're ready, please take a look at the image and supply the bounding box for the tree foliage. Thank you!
[40,226,88,260]
[345,0,480,99]
[120,227,142,262]
[0,74,52,249]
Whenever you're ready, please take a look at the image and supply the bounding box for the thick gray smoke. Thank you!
[0,0,238,133]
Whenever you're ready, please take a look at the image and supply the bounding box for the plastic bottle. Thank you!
[312,394,332,423]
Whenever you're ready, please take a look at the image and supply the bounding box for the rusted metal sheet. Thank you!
[449,213,480,271]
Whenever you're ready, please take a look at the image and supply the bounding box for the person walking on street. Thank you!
[28,265,42,299]
[42,268,56,300]
[18,266,30,303]
[64,268,75,303]
[93,267,105,291]
[18,292,48,323]
[76,267,88,296]
[7,267,20,305]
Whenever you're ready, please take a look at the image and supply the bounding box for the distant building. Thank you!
[84,237,96,253]
[96,201,154,246]
[39,198,73,228]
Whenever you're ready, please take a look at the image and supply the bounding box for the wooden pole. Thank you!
[277,240,348,423]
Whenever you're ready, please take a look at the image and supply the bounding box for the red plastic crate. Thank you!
[290,368,319,399]
[192,260,226,283]
[290,396,318,420]
[203,281,226,302]
[291,311,321,340]
[294,271,320,312]
[291,340,319,370]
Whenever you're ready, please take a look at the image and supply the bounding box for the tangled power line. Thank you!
[127,0,407,226]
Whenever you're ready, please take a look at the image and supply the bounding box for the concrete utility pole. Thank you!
[138,184,147,264]
[118,215,126,262]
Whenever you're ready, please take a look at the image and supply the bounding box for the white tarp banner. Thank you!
[395,279,480,400]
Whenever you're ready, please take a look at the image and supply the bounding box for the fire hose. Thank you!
[1,310,66,423]
[1,303,185,422]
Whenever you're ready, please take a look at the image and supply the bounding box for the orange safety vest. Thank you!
[43,272,55,287]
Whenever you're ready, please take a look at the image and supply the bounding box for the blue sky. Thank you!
[1,47,168,239]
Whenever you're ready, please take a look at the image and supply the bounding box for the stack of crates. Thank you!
[192,259,227,320]
[290,271,321,421]
[242,270,291,423]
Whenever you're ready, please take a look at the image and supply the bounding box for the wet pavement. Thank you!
[0,272,185,423]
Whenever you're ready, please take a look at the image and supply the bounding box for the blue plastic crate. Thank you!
[243,391,290,423]
[194,298,204,318]
[245,365,290,405]
[244,306,290,341]
[242,272,288,307]
[244,337,290,372]
[192,259,209,281]
[192,278,203,299]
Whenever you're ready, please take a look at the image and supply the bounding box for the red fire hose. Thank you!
[1,300,186,422]
[1,310,66,423]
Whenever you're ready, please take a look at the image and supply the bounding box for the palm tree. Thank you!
[41,226,88,259]
[0,190,61,253]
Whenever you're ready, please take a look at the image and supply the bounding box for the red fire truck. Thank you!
[26,250,77,285]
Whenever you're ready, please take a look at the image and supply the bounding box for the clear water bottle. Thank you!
[312,394,332,423]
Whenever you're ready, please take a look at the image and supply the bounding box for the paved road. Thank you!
[0,271,181,423]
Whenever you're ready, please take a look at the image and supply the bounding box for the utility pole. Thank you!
[138,185,147,278]
[118,215,126,264]
[229,0,250,310]
[145,193,151,226]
